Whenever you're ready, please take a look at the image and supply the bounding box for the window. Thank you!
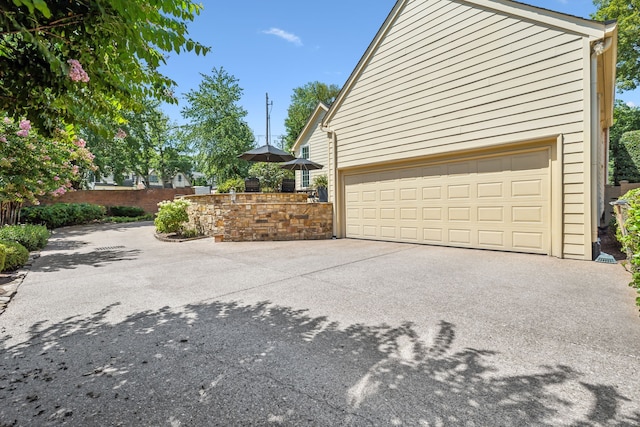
[301,146,310,187]
[178,174,182,182]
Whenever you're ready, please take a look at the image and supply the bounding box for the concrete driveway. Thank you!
[1,222,639,426]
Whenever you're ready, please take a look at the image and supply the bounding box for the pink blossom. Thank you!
[74,138,86,148]
[0,136,6,143]
[67,59,90,83]
[115,128,127,139]
[43,155,51,161]
[65,181,72,188]
[53,176,60,181]
[19,119,31,131]
[3,117,12,124]
[16,129,28,137]
[72,165,79,175]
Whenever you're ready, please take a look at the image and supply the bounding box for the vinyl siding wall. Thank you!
[328,0,591,259]
[294,115,329,189]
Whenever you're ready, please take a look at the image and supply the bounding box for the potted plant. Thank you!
[313,174,328,202]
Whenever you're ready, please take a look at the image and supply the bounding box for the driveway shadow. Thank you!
[31,247,141,273]
[1,301,637,426]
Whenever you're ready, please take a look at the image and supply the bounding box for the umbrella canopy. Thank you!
[279,157,324,171]
[238,144,295,163]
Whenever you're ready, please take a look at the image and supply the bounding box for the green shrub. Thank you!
[106,206,146,217]
[155,199,191,234]
[21,203,106,228]
[217,177,245,193]
[0,224,50,251]
[0,240,29,272]
[616,188,640,306]
[104,214,154,223]
[248,163,293,192]
[0,245,6,272]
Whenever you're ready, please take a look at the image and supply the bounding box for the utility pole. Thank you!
[266,93,273,146]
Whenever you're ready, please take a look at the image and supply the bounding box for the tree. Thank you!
[182,68,255,183]
[0,116,96,225]
[592,0,640,91]
[283,81,340,151]
[248,163,293,192]
[0,0,209,136]
[609,100,640,184]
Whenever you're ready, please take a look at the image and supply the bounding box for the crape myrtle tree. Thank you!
[283,81,340,151]
[181,67,255,184]
[0,0,209,137]
[0,116,96,225]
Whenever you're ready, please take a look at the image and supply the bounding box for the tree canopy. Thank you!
[0,0,209,136]
[592,0,640,91]
[283,81,340,151]
[609,100,640,184]
[181,67,255,183]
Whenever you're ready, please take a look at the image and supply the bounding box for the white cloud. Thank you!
[262,28,302,46]
[627,101,637,108]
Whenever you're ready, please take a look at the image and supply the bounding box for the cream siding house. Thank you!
[321,0,617,260]
[292,103,330,190]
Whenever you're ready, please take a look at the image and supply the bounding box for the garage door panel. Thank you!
[345,149,550,254]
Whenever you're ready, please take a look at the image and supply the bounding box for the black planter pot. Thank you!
[317,187,328,202]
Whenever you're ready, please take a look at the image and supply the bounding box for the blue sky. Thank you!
[159,0,639,145]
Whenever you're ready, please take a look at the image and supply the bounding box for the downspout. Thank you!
[320,124,337,238]
[590,37,613,259]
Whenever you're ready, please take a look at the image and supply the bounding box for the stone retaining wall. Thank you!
[183,193,333,241]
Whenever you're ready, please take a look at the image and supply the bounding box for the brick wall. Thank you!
[38,188,194,213]
[184,193,333,241]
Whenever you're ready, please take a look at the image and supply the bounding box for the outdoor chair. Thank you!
[245,177,260,192]
[281,178,295,193]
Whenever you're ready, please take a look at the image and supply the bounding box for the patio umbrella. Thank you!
[279,157,324,171]
[238,144,295,163]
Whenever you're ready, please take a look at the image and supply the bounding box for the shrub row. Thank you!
[106,206,146,218]
[21,203,106,229]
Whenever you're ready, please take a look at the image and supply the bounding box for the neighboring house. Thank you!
[292,103,330,189]
[320,0,617,260]
[147,170,192,189]
[90,170,192,189]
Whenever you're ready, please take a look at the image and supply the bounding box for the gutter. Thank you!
[590,36,613,259]
[320,124,338,238]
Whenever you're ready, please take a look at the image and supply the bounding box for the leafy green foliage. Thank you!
[182,68,255,184]
[312,174,328,189]
[21,203,105,228]
[0,0,209,136]
[154,199,190,234]
[106,206,146,218]
[216,177,245,193]
[615,188,640,306]
[283,82,340,151]
[593,0,640,91]
[0,224,50,251]
[248,163,293,192]
[608,101,640,184]
[0,239,29,272]
[85,100,194,188]
[104,214,154,223]
[0,244,6,272]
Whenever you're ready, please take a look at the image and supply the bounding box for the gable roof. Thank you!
[324,0,617,125]
[292,102,329,152]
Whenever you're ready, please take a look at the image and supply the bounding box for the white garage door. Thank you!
[344,149,551,254]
